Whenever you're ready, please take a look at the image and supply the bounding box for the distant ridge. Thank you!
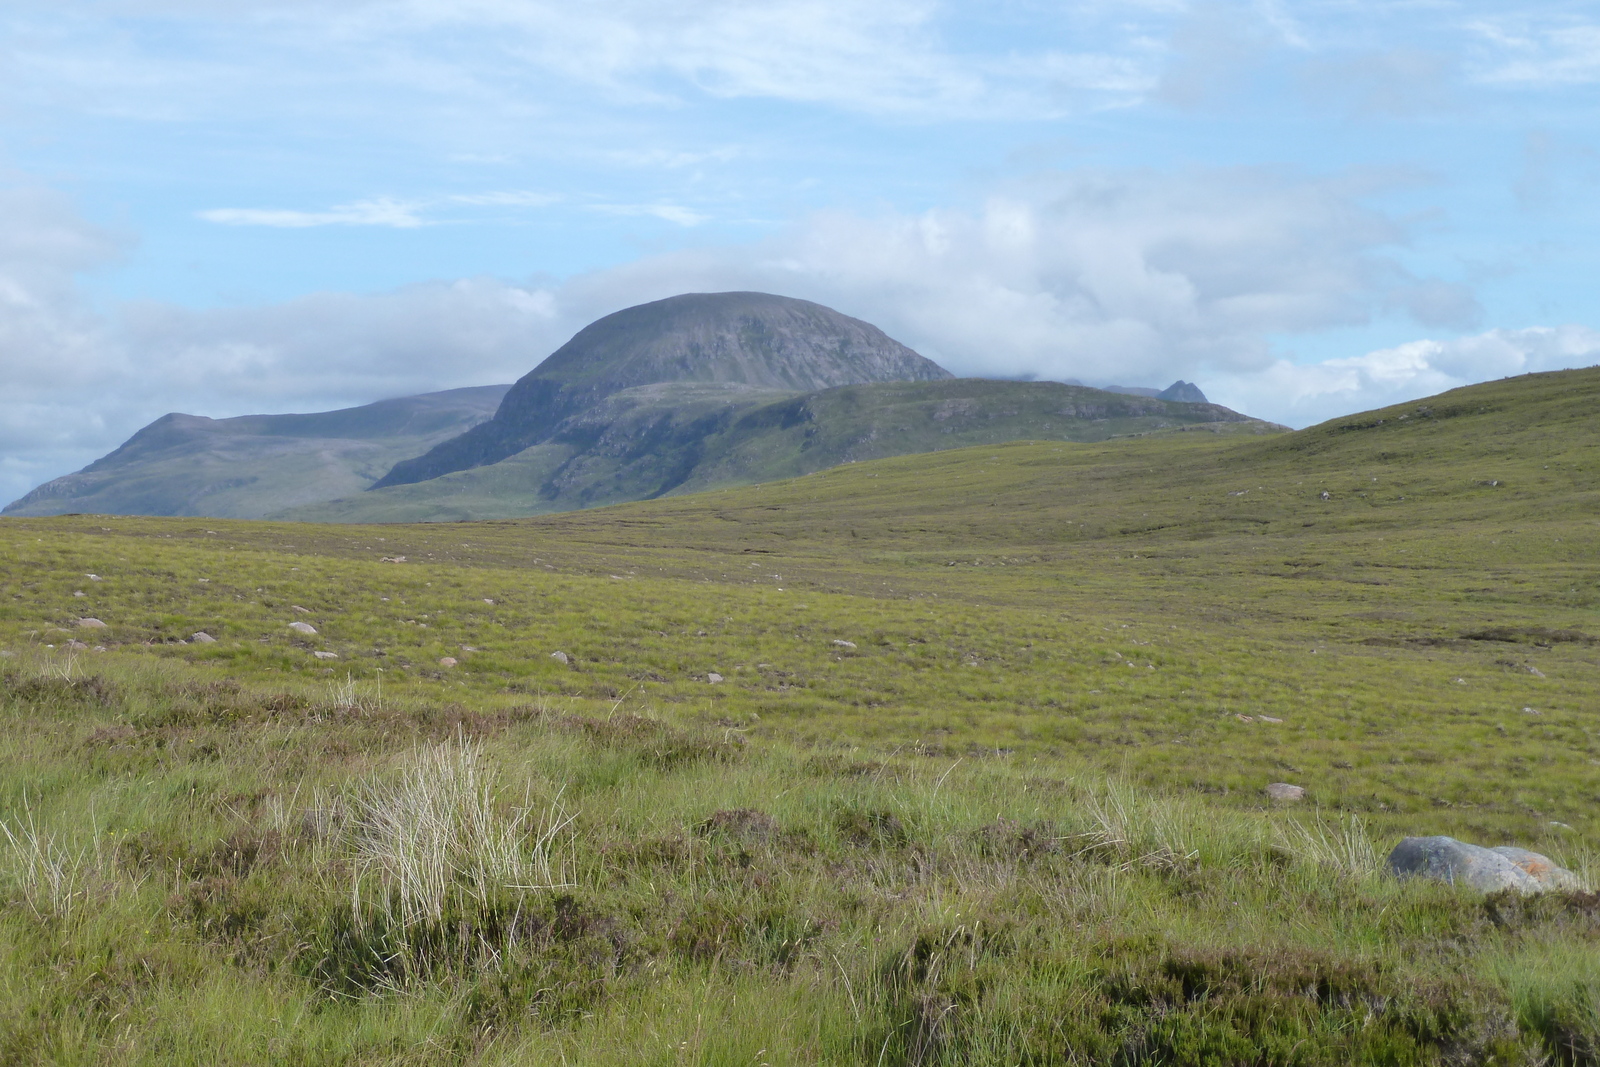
[3,385,508,519]
[371,292,952,489]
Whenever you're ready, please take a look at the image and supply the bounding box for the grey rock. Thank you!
[438,656,457,667]
[1490,846,1586,890]
[191,631,217,644]
[288,621,317,634]
[77,617,107,629]
[313,650,339,660]
[550,650,569,665]
[1386,836,1565,894]
[291,605,312,614]
[1264,782,1305,802]
[707,672,724,683]
[65,640,88,651]
[832,639,857,649]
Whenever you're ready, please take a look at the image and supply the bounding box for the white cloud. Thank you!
[1471,17,1600,86]
[197,196,429,228]
[5,164,1597,505]
[590,203,709,227]
[1208,326,1600,426]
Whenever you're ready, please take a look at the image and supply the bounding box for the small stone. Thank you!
[832,639,857,649]
[483,598,494,604]
[550,650,569,665]
[85,574,101,581]
[77,618,107,629]
[1264,783,1306,802]
[1386,836,1565,894]
[291,605,311,614]
[65,640,88,650]
[1318,490,1331,500]
[438,656,457,667]
[1527,666,1546,678]
[191,632,217,644]
[1258,715,1283,724]
[73,590,85,598]
[1235,714,1255,723]
[1522,706,1541,715]
[707,672,724,683]
[288,621,317,634]
[93,646,106,653]
[313,651,339,660]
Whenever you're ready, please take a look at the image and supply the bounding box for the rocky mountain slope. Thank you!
[3,386,508,519]
[370,291,952,488]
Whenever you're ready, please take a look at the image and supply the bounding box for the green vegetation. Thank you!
[0,367,1597,1063]
[283,378,1273,523]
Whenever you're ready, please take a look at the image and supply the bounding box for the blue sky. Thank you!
[2,0,1598,503]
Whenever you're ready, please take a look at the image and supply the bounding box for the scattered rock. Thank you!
[85,574,101,581]
[191,632,217,644]
[1264,782,1305,802]
[1522,706,1541,715]
[379,556,406,563]
[288,621,317,634]
[65,640,88,651]
[93,646,106,653]
[77,618,107,629]
[483,598,494,604]
[291,605,311,614]
[313,651,339,660]
[1528,666,1546,678]
[832,639,857,649]
[707,672,724,683]
[1386,836,1583,894]
[1319,490,1331,500]
[73,590,85,598]
[1258,715,1283,724]
[1235,714,1255,723]
[550,650,569,665]
[438,656,457,667]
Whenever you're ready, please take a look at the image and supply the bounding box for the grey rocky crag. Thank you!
[371,291,952,489]
[1387,835,1585,893]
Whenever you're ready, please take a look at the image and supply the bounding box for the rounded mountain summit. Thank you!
[371,291,952,489]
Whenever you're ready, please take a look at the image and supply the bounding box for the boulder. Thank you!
[438,656,457,667]
[550,650,569,665]
[288,621,317,634]
[313,651,339,660]
[1264,783,1305,802]
[1490,846,1586,891]
[832,639,857,649]
[77,618,107,629]
[191,631,217,644]
[1386,836,1582,893]
[707,672,724,683]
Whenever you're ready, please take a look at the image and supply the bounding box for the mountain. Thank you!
[2,386,508,520]
[370,292,952,489]
[279,378,1278,523]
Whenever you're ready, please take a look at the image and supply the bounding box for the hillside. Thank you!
[282,378,1276,522]
[1,367,1598,1064]
[2,385,508,520]
[371,291,953,489]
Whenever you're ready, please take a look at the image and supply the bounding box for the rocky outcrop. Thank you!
[1387,836,1584,894]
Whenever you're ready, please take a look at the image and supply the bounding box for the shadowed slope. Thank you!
[370,292,952,489]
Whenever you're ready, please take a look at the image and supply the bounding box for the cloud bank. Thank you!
[3,165,1597,506]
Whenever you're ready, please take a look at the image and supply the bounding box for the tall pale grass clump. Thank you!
[1075,780,1209,869]
[1274,814,1382,879]
[350,739,573,927]
[0,812,113,921]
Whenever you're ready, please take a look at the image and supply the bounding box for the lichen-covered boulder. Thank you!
[1387,836,1582,894]
[1489,846,1586,891]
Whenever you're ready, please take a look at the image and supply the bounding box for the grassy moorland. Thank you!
[0,367,1597,1064]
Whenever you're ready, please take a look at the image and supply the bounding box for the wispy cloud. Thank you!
[446,190,562,207]
[591,203,709,226]
[198,197,429,228]
[1470,17,1600,86]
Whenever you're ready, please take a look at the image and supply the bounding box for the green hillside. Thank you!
[0,366,1597,1065]
[3,386,509,520]
[283,378,1275,522]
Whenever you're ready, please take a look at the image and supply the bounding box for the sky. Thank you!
[2,0,1599,505]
